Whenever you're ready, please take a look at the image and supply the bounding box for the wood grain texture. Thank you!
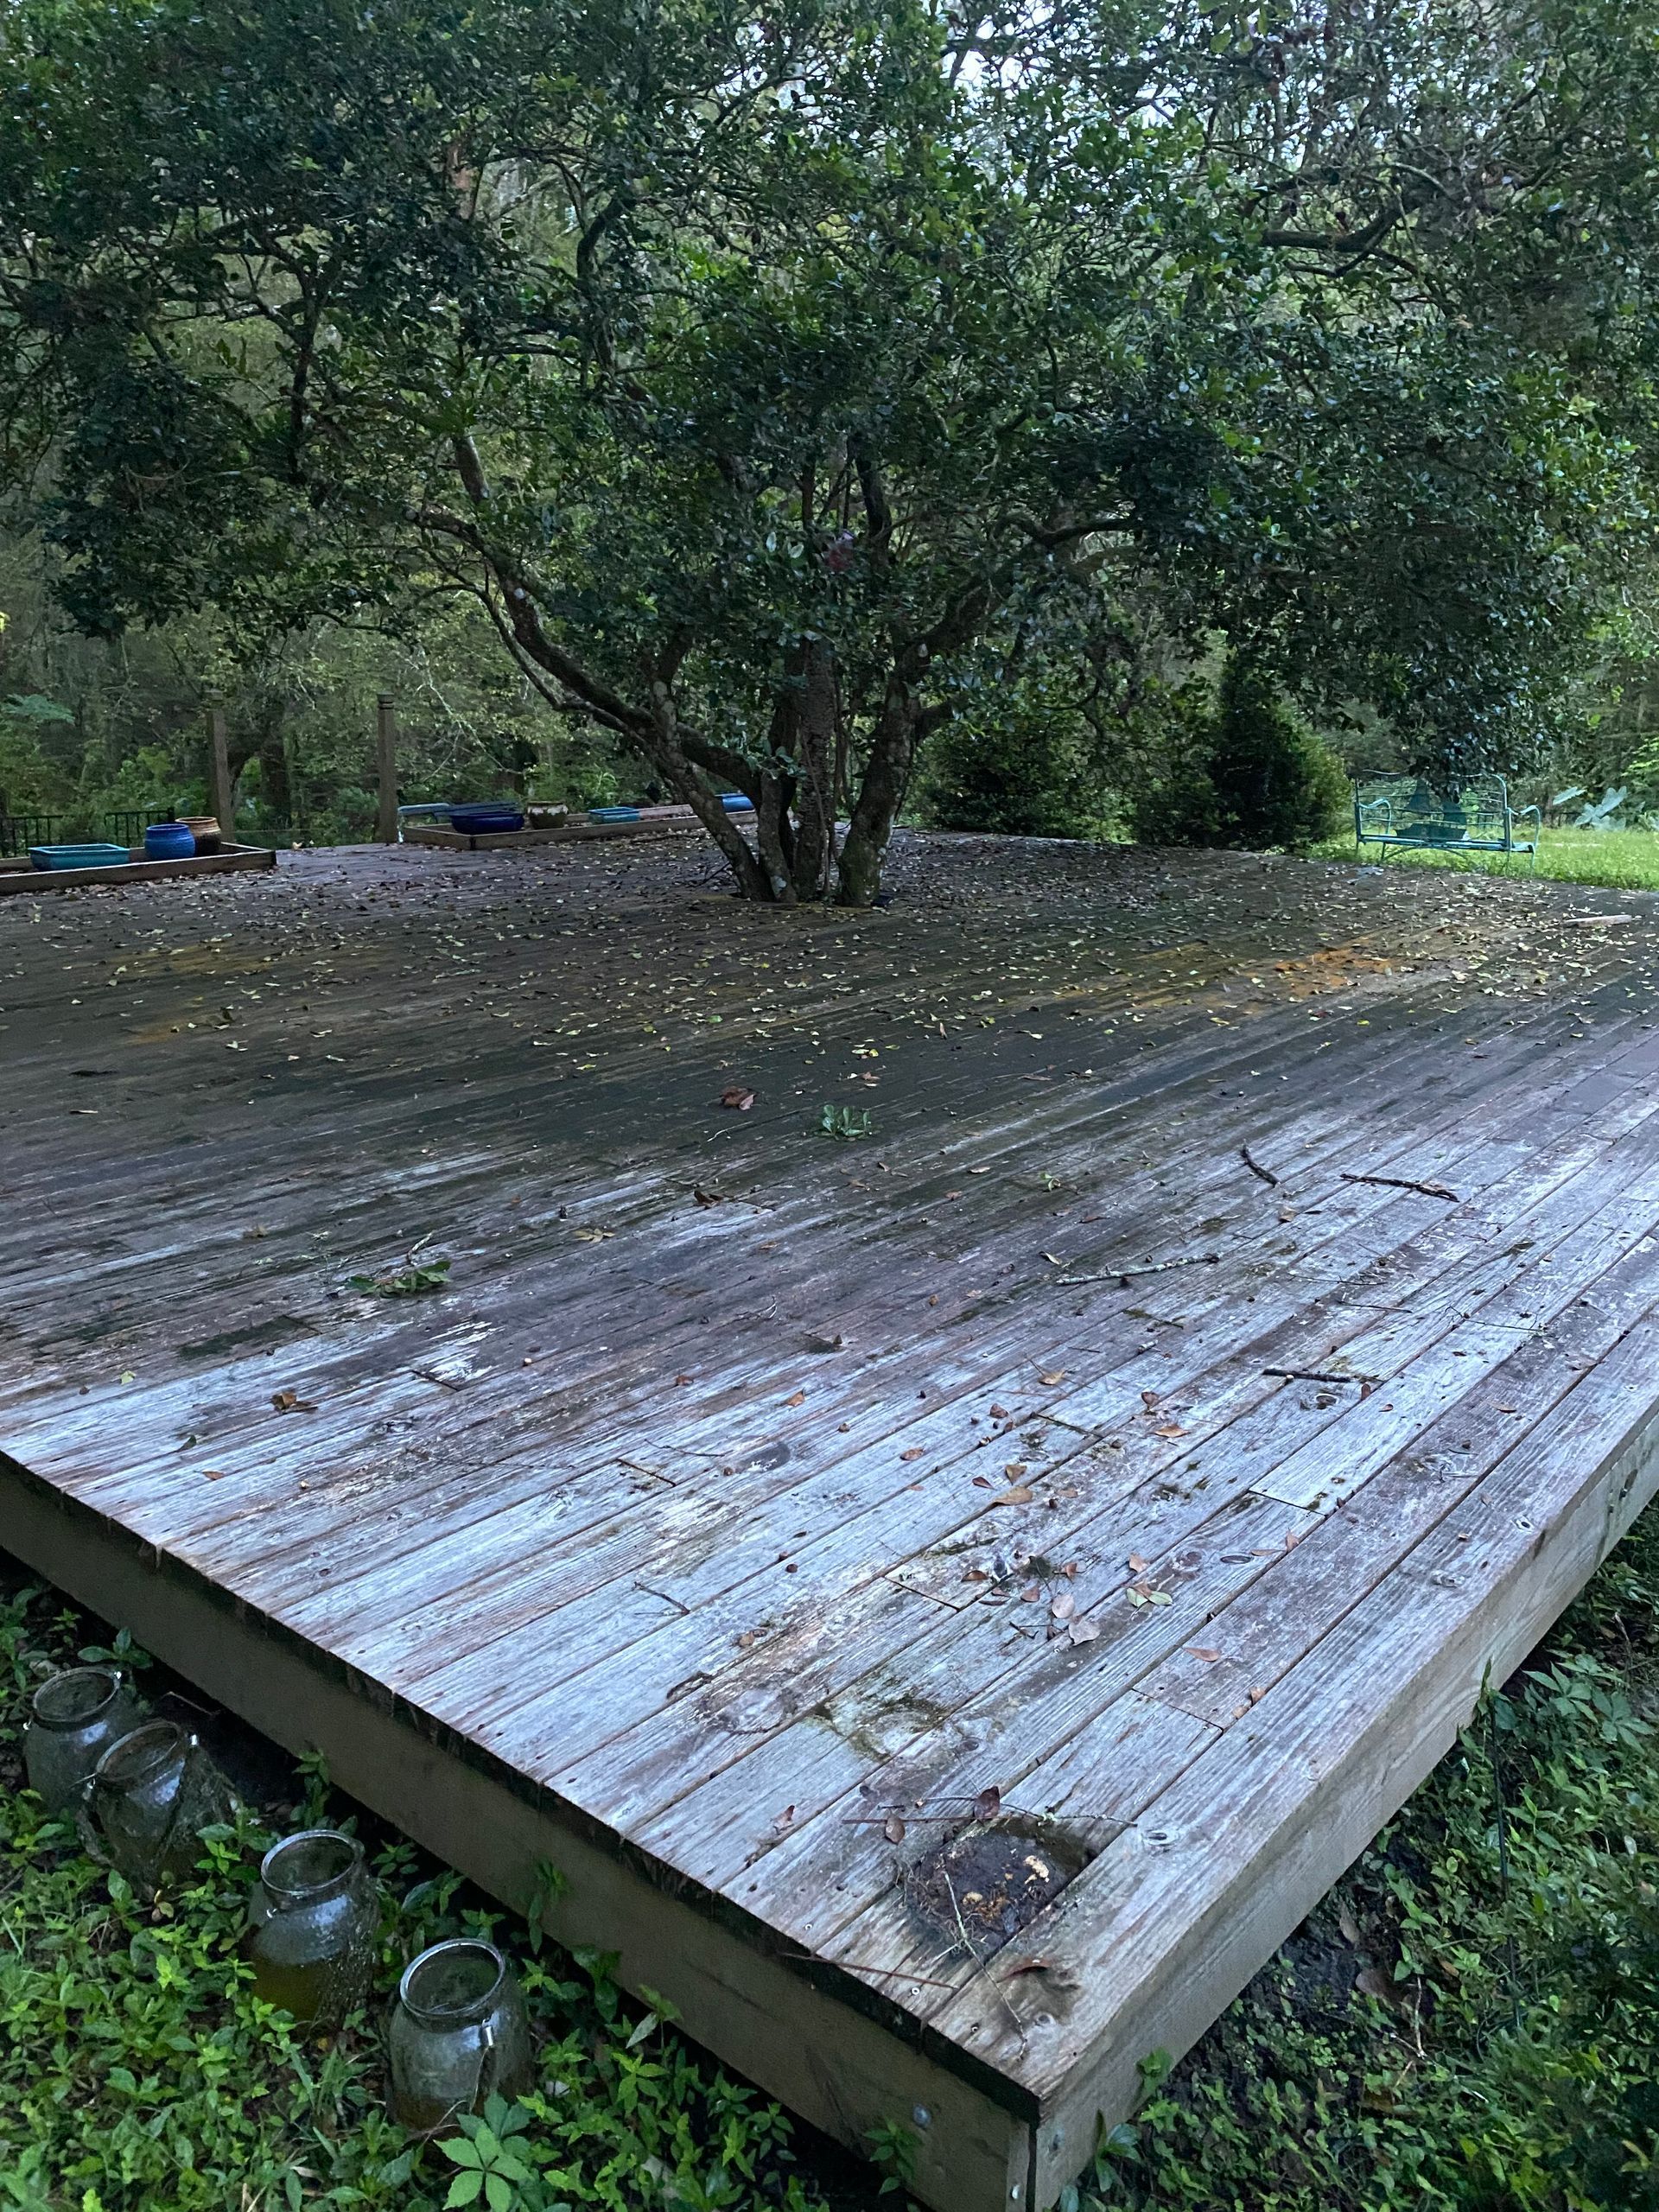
[4,835,1659,2212]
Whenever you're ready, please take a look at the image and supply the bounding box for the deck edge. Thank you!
[0,1445,1039,2212]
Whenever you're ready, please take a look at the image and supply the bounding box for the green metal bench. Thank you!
[1353,772,1540,868]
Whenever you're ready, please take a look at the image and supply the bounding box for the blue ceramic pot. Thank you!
[144,823,196,861]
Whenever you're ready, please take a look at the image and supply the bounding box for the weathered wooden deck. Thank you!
[3,834,1658,2209]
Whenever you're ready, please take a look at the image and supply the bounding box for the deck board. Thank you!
[3,835,1658,2211]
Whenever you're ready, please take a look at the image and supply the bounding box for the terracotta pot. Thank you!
[182,817,224,853]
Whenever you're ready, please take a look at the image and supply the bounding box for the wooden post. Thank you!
[376,693,398,844]
[207,696,235,846]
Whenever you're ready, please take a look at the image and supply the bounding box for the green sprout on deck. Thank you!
[349,1255,452,1298]
[817,1103,875,1142]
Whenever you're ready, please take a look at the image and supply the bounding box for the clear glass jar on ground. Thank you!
[247,1829,379,2031]
[79,1720,236,1895]
[387,1938,533,2132]
[23,1667,145,1814]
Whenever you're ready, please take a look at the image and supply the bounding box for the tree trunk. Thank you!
[753,768,797,903]
[790,640,839,901]
[838,676,918,906]
[645,683,776,900]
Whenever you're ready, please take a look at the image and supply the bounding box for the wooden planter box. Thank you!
[0,843,277,895]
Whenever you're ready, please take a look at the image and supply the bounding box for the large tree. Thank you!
[2,0,1657,899]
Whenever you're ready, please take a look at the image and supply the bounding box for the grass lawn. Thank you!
[5,1518,1659,2212]
[1312,822,1659,894]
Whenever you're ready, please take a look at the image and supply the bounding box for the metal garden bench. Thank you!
[1353,772,1540,868]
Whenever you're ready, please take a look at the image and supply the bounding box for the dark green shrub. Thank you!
[921,692,1109,840]
[1133,658,1348,852]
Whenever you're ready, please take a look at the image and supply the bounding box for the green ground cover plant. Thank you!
[5,1507,1659,2212]
[0,1599,822,2212]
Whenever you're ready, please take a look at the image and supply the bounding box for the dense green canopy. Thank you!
[3,0,1657,896]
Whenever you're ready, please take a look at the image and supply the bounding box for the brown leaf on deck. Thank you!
[720,1086,756,1110]
[991,1484,1033,1506]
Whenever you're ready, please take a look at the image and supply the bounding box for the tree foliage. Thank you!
[2,0,1658,895]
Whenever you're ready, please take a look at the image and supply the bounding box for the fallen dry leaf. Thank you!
[1049,1591,1075,1620]
[1185,1646,1220,1663]
[1068,1616,1102,1645]
[784,1389,806,1408]
[1038,1369,1066,1386]
[1128,1551,1149,1573]
[721,1085,756,1110]
[1153,1422,1187,1439]
[1338,1904,1363,1947]
[990,1484,1033,1506]
[971,1785,1002,1821]
[883,1813,906,1844]
[900,1446,925,1462]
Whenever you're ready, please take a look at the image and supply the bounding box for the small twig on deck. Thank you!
[1240,1144,1279,1187]
[1264,1367,1380,1388]
[1056,1254,1221,1289]
[411,1366,465,1390]
[1118,1253,1220,1286]
[1339,1171,1459,1201]
[633,1579,692,1616]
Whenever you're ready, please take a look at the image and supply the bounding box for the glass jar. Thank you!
[79,1720,236,1895]
[247,1829,379,2031]
[387,1938,533,2132]
[23,1666,145,1814]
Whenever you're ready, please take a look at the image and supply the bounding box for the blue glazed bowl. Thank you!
[143,823,196,861]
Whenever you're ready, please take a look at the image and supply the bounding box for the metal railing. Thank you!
[2,806,182,856]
